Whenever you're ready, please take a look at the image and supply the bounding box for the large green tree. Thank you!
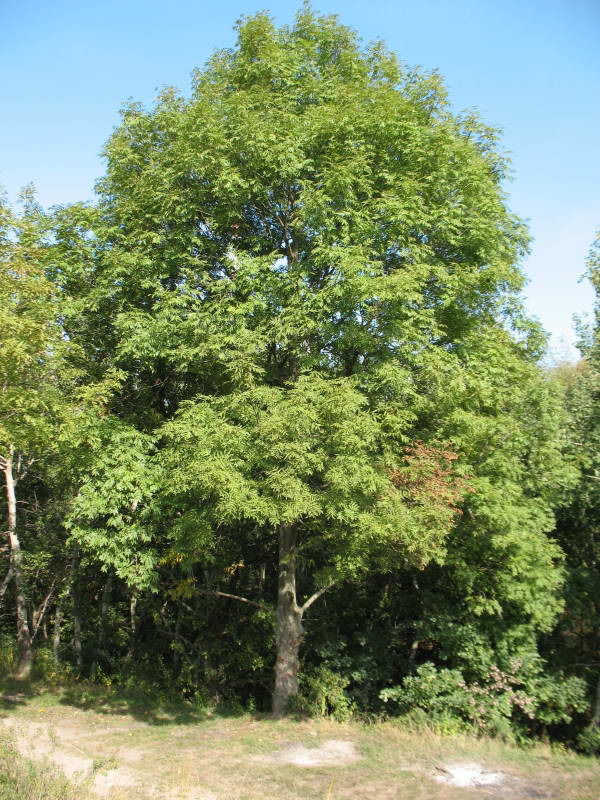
[65,7,552,715]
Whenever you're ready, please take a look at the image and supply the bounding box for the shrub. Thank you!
[295,666,356,722]
[380,662,586,740]
[577,724,600,755]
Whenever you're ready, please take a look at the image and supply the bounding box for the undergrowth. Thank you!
[0,734,89,800]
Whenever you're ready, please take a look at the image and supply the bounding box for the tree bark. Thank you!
[72,606,83,671]
[2,448,33,680]
[0,565,14,604]
[91,572,112,680]
[70,552,83,672]
[593,673,600,727]
[32,579,57,643]
[126,591,138,661]
[272,523,303,717]
[52,600,62,663]
[172,607,182,672]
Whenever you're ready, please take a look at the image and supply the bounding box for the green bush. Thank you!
[295,666,356,722]
[577,724,600,755]
[380,662,587,740]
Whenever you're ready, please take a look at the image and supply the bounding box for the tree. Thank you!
[0,190,69,678]
[66,7,540,714]
[549,232,600,748]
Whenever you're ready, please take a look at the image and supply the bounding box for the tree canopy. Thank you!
[0,7,597,743]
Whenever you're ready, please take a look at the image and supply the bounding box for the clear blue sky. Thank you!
[2,0,598,356]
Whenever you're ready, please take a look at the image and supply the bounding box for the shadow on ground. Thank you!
[0,675,248,727]
[0,677,40,712]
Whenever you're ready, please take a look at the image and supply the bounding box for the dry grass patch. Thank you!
[1,687,600,799]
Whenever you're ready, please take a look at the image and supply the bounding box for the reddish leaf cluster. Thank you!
[389,441,473,514]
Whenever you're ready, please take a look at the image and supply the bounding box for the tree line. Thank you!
[1,7,599,749]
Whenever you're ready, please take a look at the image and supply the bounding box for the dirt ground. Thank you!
[1,687,600,800]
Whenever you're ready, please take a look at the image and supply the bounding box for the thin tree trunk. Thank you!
[272,523,303,717]
[172,608,182,672]
[52,600,63,662]
[32,581,56,642]
[73,610,82,671]
[2,448,33,680]
[70,553,83,672]
[409,576,422,668]
[593,673,600,727]
[409,639,420,664]
[126,591,137,661]
[90,573,112,679]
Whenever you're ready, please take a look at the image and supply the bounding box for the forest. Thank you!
[1,7,599,754]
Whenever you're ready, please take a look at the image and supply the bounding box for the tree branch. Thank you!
[0,566,14,604]
[195,588,270,612]
[15,457,35,485]
[32,580,57,642]
[300,581,336,614]
[155,626,199,652]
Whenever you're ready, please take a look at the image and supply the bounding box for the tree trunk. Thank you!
[52,600,62,663]
[272,523,303,717]
[593,673,600,727]
[91,572,112,680]
[258,563,266,598]
[32,581,56,643]
[2,448,33,680]
[126,591,138,661]
[172,608,182,672]
[409,638,420,664]
[72,606,83,671]
[70,553,83,672]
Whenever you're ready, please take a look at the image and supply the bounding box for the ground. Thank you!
[1,683,599,800]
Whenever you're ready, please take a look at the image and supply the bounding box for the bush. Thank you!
[380,662,587,740]
[577,724,600,755]
[295,666,356,722]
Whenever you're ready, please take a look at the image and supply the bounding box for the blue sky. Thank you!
[2,0,598,356]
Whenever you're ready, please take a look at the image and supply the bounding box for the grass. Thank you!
[1,677,600,799]
[0,733,92,800]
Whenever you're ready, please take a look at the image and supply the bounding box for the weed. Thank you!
[92,755,119,774]
[0,734,91,800]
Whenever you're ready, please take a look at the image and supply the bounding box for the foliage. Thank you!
[295,665,356,721]
[545,231,600,742]
[577,724,600,755]
[0,190,66,455]
[380,662,586,740]
[0,6,598,747]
